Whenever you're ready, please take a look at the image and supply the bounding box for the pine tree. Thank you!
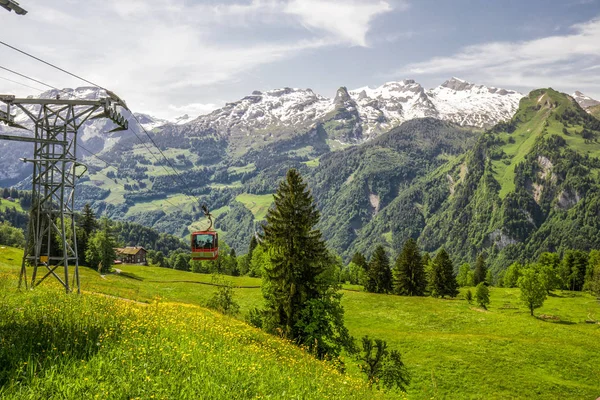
[248,234,258,255]
[261,169,351,358]
[78,203,98,265]
[392,238,425,296]
[473,254,487,285]
[351,252,368,271]
[428,249,458,298]
[366,245,392,293]
[80,203,98,237]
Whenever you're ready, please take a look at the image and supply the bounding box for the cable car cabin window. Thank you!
[194,234,215,250]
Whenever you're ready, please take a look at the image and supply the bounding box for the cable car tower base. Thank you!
[0,94,128,293]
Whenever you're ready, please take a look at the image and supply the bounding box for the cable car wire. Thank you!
[1,45,205,210]
[0,40,107,90]
[0,75,44,92]
[0,64,61,91]
[0,41,203,206]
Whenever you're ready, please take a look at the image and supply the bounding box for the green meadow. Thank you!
[1,246,599,399]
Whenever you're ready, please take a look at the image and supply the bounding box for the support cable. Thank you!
[0,40,107,90]
[0,75,44,92]
[0,47,204,208]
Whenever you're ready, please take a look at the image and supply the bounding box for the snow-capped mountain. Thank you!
[572,91,600,110]
[187,87,332,137]
[427,77,523,128]
[0,78,525,184]
[182,77,523,143]
[348,79,438,136]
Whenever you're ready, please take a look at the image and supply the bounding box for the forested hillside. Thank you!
[301,89,600,271]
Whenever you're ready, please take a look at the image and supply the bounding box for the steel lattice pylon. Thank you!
[0,94,128,293]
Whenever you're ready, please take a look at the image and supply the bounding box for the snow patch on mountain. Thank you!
[427,77,523,128]
[188,87,333,136]
[572,91,600,109]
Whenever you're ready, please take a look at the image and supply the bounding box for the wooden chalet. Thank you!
[115,246,147,265]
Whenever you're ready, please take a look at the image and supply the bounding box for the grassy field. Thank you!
[235,193,273,221]
[0,199,23,212]
[1,246,599,399]
[127,193,191,215]
[0,280,382,399]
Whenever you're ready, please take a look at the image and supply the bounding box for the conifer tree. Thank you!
[428,249,458,298]
[366,245,392,293]
[351,252,368,271]
[248,235,258,255]
[473,254,487,285]
[261,169,351,358]
[392,238,425,296]
[77,203,98,265]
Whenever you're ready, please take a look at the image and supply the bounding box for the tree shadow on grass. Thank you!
[113,271,144,281]
[535,315,576,325]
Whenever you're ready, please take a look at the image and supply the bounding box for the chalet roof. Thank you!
[115,246,146,256]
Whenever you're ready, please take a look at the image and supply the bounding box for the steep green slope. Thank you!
[589,104,600,120]
[419,89,600,269]
[309,118,480,257]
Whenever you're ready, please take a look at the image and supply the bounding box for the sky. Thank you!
[1,0,599,120]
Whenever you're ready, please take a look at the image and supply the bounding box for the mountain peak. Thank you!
[572,91,600,109]
[440,77,474,91]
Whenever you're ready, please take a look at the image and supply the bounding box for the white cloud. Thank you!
[0,0,396,119]
[284,0,395,46]
[397,17,600,96]
[167,102,219,118]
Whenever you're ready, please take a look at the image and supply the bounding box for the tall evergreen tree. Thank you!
[77,203,98,265]
[261,169,351,358]
[351,252,368,271]
[473,254,487,286]
[392,239,425,296]
[366,245,392,293]
[248,234,258,255]
[427,249,458,298]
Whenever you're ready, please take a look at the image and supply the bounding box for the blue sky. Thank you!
[1,0,599,119]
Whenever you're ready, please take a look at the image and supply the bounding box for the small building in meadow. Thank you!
[115,246,147,265]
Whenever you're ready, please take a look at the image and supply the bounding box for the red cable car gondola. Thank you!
[191,205,219,261]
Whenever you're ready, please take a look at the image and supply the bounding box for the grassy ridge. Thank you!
[1,247,599,399]
[0,260,388,399]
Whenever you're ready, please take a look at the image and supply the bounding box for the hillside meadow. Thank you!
[1,246,600,399]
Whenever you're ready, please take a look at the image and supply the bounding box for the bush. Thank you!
[474,283,490,309]
[0,221,24,248]
[206,275,240,316]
